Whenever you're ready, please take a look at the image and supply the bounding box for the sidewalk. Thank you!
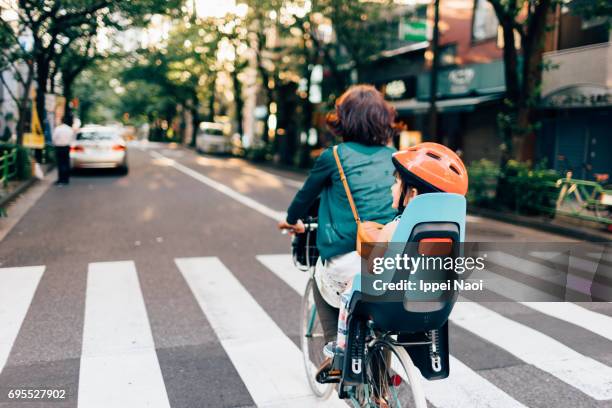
[0,163,55,218]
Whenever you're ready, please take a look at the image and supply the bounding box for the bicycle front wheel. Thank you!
[356,339,427,408]
[300,278,334,399]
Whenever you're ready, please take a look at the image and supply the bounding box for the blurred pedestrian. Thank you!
[52,120,74,186]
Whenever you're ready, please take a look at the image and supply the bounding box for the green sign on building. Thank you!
[399,18,429,42]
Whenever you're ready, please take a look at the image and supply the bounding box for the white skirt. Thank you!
[315,251,361,308]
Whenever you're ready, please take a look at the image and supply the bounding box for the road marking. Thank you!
[0,266,44,374]
[531,251,611,276]
[257,254,527,408]
[587,252,612,264]
[150,150,286,221]
[256,254,308,294]
[520,302,612,342]
[422,356,527,408]
[177,257,345,407]
[486,251,592,296]
[78,261,170,408]
[452,301,612,400]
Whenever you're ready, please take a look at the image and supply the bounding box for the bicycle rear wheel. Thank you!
[300,278,334,399]
[356,339,427,408]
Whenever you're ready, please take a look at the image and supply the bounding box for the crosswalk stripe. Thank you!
[256,254,526,408]
[587,252,612,264]
[177,257,346,407]
[421,356,527,408]
[531,251,612,277]
[78,261,170,408]
[452,301,612,400]
[519,302,612,342]
[0,266,44,374]
[486,251,592,296]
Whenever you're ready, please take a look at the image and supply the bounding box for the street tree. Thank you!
[2,0,180,143]
[0,10,35,144]
[487,0,559,164]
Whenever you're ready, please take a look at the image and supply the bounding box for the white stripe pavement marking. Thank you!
[486,251,592,296]
[423,356,527,408]
[256,254,526,408]
[531,251,611,276]
[150,150,287,222]
[452,301,612,400]
[587,252,612,264]
[78,261,170,408]
[520,302,612,342]
[177,257,345,407]
[0,266,44,374]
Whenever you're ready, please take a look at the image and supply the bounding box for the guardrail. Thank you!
[554,175,612,225]
[0,148,17,188]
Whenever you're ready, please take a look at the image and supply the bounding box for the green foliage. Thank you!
[245,142,274,163]
[468,159,560,215]
[467,159,500,208]
[498,160,560,215]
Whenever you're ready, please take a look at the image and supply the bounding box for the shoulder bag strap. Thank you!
[333,145,361,223]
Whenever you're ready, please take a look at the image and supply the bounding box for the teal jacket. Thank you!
[286,142,397,260]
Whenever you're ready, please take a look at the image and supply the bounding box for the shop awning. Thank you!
[392,93,503,114]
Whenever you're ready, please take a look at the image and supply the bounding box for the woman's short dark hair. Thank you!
[326,84,402,146]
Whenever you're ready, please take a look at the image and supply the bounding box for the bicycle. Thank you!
[289,219,432,408]
[284,193,466,408]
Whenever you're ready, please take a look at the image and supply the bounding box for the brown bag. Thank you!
[332,146,385,258]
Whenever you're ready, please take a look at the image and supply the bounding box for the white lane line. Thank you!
[0,266,44,373]
[452,301,612,400]
[78,261,170,408]
[486,251,592,296]
[150,150,286,222]
[520,302,612,342]
[177,257,345,408]
[257,254,526,408]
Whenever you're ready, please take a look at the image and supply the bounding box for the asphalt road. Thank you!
[0,142,611,408]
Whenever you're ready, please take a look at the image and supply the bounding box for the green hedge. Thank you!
[468,159,560,216]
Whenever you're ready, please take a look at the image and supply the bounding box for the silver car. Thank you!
[195,122,230,154]
[70,126,128,174]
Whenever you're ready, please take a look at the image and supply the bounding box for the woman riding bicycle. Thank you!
[278,84,400,363]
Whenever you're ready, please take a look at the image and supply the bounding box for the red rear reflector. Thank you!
[390,374,402,387]
[418,238,453,256]
[70,146,84,152]
[112,145,126,151]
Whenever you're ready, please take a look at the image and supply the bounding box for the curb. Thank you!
[0,178,38,211]
[469,206,612,242]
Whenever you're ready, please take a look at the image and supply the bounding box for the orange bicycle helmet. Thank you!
[392,142,468,196]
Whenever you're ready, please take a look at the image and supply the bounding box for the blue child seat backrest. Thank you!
[390,192,466,243]
[351,193,466,294]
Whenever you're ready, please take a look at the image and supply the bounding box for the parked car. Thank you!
[70,126,128,174]
[195,122,230,154]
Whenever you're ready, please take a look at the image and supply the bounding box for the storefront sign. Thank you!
[385,80,407,99]
[448,68,475,94]
[542,85,612,108]
[399,19,429,42]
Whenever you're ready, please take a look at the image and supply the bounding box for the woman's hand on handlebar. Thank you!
[278,219,306,235]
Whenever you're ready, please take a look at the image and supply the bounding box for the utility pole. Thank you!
[428,0,441,142]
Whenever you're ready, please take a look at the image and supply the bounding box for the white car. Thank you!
[70,126,128,174]
[196,122,230,154]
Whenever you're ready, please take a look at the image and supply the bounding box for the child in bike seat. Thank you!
[317,142,468,383]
